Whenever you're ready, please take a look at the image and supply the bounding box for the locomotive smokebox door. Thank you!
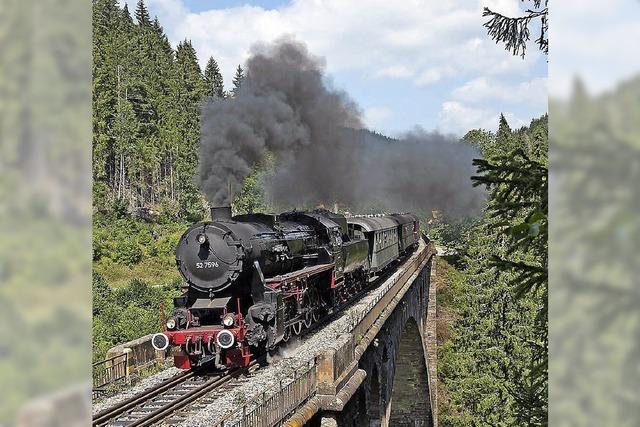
[176,223,244,293]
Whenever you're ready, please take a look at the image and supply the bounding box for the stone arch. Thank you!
[388,317,432,427]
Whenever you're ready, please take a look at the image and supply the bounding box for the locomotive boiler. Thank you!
[152,206,419,370]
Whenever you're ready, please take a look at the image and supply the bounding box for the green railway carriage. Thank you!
[347,216,400,274]
[390,213,420,253]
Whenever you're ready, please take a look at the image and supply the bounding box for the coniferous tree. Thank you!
[493,114,518,155]
[92,0,208,213]
[173,40,205,216]
[439,115,548,426]
[134,0,151,27]
[483,0,548,57]
[232,64,245,96]
[472,116,548,425]
[121,4,133,26]
[204,57,224,98]
[93,0,132,208]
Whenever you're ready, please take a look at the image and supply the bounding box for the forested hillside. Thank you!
[91,0,235,361]
[437,114,548,426]
[93,0,240,220]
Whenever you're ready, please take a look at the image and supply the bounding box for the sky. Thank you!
[550,0,640,98]
[120,0,549,137]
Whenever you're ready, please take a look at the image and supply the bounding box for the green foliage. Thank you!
[462,128,495,156]
[92,272,181,361]
[232,64,245,96]
[429,215,480,264]
[204,56,225,99]
[233,153,275,214]
[92,0,214,219]
[92,212,187,287]
[439,114,548,426]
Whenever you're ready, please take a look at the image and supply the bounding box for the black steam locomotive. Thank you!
[151,206,419,370]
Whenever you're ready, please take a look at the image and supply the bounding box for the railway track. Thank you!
[93,361,260,427]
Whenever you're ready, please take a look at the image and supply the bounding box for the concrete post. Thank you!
[123,348,133,384]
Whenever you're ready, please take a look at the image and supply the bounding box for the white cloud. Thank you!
[437,101,526,135]
[363,106,393,130]
[374,65,414,79]
[415,67,453,86]
[481,0,522,16]
[452,76,547,109]
[126,0,544,90]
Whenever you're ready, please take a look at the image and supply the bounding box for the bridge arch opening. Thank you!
[388,318,432,427]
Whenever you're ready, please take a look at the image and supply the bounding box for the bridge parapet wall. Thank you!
[105,334,167,372]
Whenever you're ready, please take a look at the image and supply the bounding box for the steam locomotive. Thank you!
[151,206,419,370]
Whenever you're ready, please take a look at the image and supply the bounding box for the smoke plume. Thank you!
[199,37,484,217]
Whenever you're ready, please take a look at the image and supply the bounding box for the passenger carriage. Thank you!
[347,216,400,274]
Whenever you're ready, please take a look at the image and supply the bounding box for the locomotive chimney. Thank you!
[211,206,232,221]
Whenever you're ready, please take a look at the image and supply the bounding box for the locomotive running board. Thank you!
[265,263,335,286]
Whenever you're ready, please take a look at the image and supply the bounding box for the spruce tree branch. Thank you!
[482,5,549,58]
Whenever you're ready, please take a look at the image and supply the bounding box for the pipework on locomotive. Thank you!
[152,206,420,370]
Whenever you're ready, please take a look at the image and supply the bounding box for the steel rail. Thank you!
[128,361,261,427]
[93,361,260,427]
[93,369,196,426]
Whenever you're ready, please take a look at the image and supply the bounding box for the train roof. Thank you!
[389,213,419,225]
[279,210,343,232]
[347,216,398,232]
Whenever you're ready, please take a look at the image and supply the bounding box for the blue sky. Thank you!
[123,0,549,136]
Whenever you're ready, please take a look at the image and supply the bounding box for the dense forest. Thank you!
[93,0,244,220]
[435,114,548,426]
[91,0,549,424]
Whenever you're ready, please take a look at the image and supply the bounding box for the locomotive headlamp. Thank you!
[216,330,235,349]
[196,233,207,244]
[222,313,235,327]
[151,333,170,351]
[166,317,177,330]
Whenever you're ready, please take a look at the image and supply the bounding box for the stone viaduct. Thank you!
[283,239,438,427]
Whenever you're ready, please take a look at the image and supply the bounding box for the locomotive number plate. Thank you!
[195,261,219,269]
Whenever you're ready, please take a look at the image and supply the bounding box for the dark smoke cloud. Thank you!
[199,37,484,217]
[199,37,361,205]
[267,128,484,217]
